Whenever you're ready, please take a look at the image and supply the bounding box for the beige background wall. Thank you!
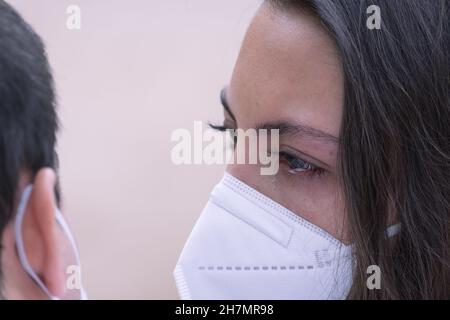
[8,0,260,299]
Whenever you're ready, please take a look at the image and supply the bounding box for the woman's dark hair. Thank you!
[269,0,449,299]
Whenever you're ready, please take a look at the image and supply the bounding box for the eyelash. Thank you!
[208,124,233,132]
[209,123,325,178]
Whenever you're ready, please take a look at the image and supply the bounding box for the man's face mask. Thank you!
[14,185,87,300]
[173,172,400,299]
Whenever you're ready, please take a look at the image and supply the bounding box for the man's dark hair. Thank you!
[0,0,59,289]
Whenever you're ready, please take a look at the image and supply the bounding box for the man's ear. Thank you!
[21,168,66,297]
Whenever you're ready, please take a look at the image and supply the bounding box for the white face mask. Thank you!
[14,185,88,300]
[174,172,399,300]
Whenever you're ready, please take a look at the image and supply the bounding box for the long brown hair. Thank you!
[269,0,450,299]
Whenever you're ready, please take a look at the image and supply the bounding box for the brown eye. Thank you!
[280,152,312,172]
[278,151,325,178]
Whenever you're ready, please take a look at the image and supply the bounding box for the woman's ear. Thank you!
[22,167,66,298]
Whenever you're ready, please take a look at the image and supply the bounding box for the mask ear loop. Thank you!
[54,203,88,300]
[14,185,88,300]
[385,223,401,238]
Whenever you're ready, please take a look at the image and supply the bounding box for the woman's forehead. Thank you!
[228,3,344,138]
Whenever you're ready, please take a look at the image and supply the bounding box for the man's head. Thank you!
[0,1,69,299]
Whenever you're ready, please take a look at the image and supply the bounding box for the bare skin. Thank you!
[223,3,347,242]
[1,168,71,299]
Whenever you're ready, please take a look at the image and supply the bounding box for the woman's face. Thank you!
[224,4,347,241]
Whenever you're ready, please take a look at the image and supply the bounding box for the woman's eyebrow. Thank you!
[220,87,338,144]
[220,88,236,122]
[257,121,339,145]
